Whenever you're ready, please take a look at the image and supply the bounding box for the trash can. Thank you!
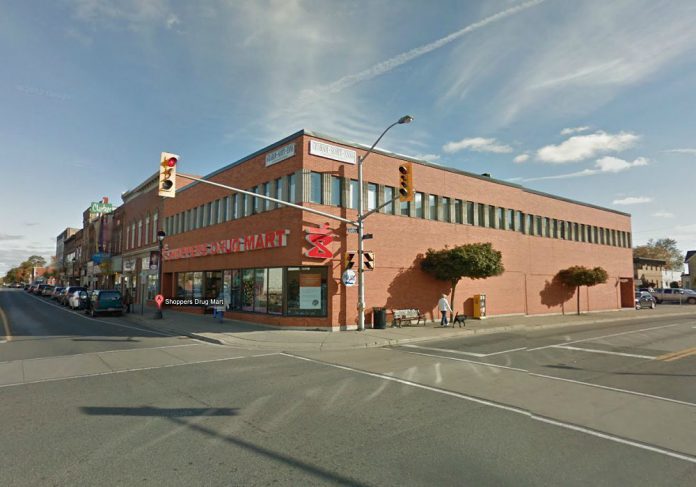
[373,307,387,329]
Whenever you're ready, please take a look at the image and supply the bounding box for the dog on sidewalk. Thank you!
[452,313,467,327]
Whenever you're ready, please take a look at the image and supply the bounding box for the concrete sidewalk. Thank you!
[122,305,696,351]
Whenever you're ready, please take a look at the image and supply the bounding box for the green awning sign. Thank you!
[90,202,113,214]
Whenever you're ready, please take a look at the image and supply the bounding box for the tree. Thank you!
[556,266,609,315]
[21,255,46,269]
[670,281,680,288]
[420,243,504,315]
[633,238,683,271]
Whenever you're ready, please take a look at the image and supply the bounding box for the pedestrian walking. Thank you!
[123,289,132,313]
[438,293,452,327]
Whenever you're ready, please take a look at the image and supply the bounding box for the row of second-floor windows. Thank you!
[164,174,298,237]
[124,212,159,251]
[163,170,631,249]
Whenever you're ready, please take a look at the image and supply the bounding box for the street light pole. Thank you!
[356,115,413,331]
[154,230,166,319]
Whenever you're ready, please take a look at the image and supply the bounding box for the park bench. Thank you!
[391,308,426,327]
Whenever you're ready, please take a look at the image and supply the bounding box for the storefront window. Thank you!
[268,268,283,315]
[204,271,222,299]
[192,272,203,298]
[147,274,157,300]
[241,269,254,311]
[254,268,267,312]
[286,267,327,317]
[225,270,241,311]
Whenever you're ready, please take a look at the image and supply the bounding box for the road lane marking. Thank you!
[397,348,528,372]
[0,306,12,342]
[282,352,696,465]
[0,352,280,388]
[657,347,696,362]
[552,345,656,360]
[401,344,527,357]
[527,322,689,352]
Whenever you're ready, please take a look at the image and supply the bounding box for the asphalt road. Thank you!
[0,288,192,361]
[1,288,695,486]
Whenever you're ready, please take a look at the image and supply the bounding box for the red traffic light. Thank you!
[165,157,177,167]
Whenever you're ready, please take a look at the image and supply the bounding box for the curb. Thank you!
[116,308,695,352]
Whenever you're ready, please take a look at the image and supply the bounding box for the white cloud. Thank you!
[443,137,513,154]
[519,156,648,182]
[560,126,590,135]
[652,211,675,218]
[594,156,648,173]
[415,153,441,162]
[298,0,546,102]
[613,196,653,205]
[665,148,696,156]
[536,131,640,163]
[513,154,530,163]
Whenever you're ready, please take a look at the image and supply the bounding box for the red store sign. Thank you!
[163,229,290,261]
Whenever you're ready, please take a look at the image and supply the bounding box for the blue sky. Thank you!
[1,0,696,276]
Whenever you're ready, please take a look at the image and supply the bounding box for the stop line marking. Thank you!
[401,343,526,357]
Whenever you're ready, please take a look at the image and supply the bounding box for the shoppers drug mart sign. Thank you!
[163,229,290,261]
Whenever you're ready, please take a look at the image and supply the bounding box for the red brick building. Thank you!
[157,130,635,330]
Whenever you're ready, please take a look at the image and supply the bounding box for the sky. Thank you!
[1,0,696,276]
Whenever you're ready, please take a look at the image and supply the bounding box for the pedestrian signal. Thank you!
[158,152,179,198]
[398,162,414,202]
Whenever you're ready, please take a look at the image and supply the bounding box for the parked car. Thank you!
[85,290,123,317]
[635,291,656,309]
[34,284,48,295]
[60,286,86,306]
[650,288,696,304]
[51,287,65,300]
[40,285,55,297]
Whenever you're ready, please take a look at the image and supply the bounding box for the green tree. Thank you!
[633,238,683,271]
[556,266,609,315]
[420,243,504,315]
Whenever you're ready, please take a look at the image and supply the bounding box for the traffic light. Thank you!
[398,162,414,202]
[364,251,375,270]
[158,152,179,198]
[343,251,357,269]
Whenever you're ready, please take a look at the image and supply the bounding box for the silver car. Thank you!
[650,288,696,304]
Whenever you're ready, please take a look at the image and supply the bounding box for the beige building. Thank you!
[633,257,666,288]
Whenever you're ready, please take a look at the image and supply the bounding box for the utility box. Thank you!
[473,294,487,319]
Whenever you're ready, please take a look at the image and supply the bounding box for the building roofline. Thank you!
[685,250,696,263]
[633,257,667,265]
[178,129,632,217]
